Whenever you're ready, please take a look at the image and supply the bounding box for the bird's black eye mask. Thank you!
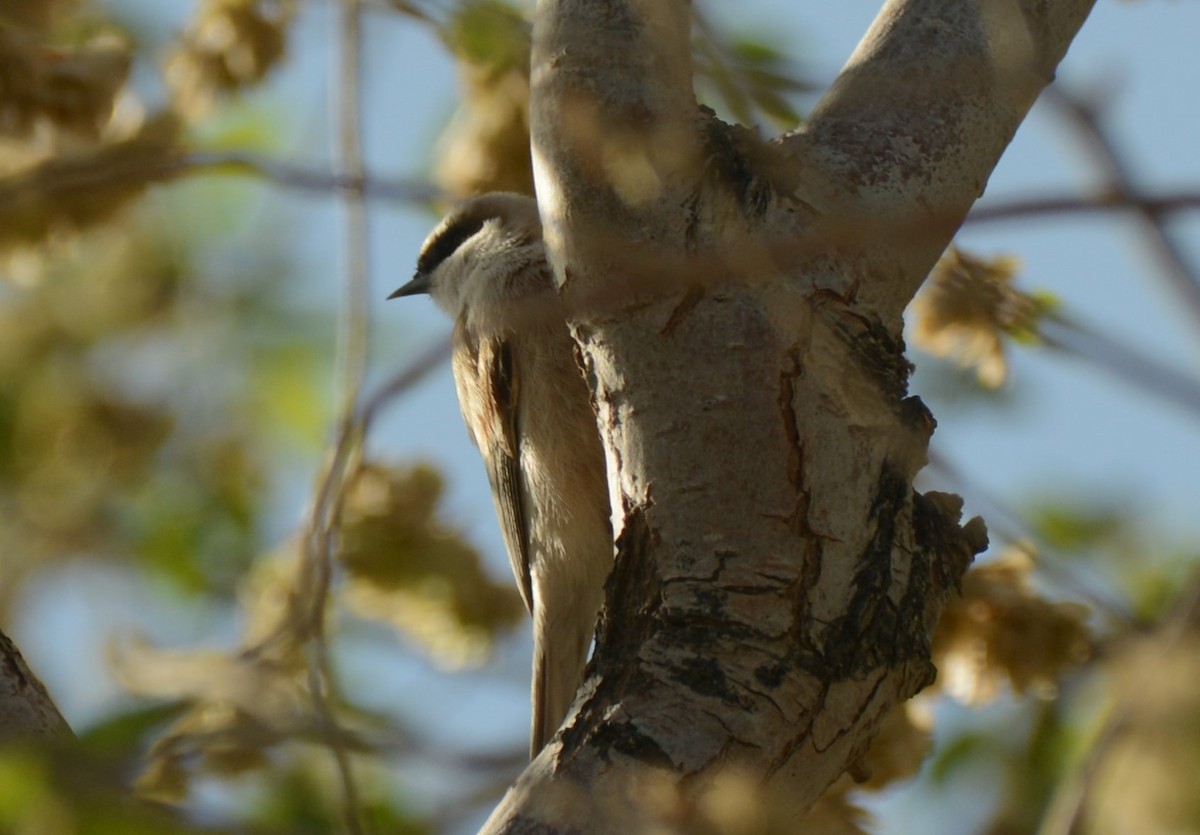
[416,210,491,276]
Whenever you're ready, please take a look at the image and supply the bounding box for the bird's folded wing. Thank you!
[453,327,534,614]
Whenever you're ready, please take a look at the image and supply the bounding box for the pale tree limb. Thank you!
[784,0,1099,318]
[482,1,1095,832]
[0,627,72,744]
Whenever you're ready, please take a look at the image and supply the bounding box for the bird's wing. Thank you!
[452,325,534,614]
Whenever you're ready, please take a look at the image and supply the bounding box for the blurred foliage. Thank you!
[0,25,131,143]
[0,207,269,604]
[433,0,534,197]
[0,0,80,33]
[1029,502,1131,554]
[253,763,431,835]
[910,247,1056,389]
[933,548,1093,704]
[338,462,524,666]
[692,14,813,130]
[0,116,182,263]
[1086,623,1200,835]
[166,0,295,122]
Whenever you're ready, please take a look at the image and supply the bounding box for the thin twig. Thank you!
[334,6,371,419]
[301,0,373,830]
[1040,314,1200,419]
[966,190,1200,225]
[14,145,1185,226]
[288,336,452,833]
[1043,85,1200,338]
[375,0,442,26]
[358,334,454,426]
[241,336,452,662]
[181,151,442,203]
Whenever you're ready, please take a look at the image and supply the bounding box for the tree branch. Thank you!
[0,627,72,744]
[180,151,440,202]
[785,0,1097,315]
[491,0,1102,830]
[498,1,1103,831]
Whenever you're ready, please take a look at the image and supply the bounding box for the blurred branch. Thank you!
[184,152,1200,224]
[367,0,442,26]
[298,0,372,831]
[359,335,454,426]
[1043,85,1200,338]
[333,4,371,419]
[1040,313,1200,419]
[0,628,73,744]
[239,334,451,818]
[263,338,451,639]
[966,190,1200,225]
[181,151,441,202]
[926,451,1140,628]
[14,147,1197,228]
[247,337,451,657]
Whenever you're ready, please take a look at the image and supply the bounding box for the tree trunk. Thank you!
[481,0,1094,831]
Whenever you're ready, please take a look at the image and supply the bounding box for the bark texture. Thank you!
[482,0,1095,831]
[0,627,71,743]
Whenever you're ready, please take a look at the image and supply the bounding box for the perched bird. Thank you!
[389,193,613,756]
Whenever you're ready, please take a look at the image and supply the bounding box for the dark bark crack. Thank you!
[815,465,904,676]
[660,286,705,336]
[815,298,913,403]
[777,348,812,538]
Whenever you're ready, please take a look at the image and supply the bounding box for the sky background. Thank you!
[13,1,1200,831]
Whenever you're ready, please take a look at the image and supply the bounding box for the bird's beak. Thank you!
[388,273,431,299]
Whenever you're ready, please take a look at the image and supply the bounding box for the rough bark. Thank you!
[0,627,72,743]
[481,0,1094,831]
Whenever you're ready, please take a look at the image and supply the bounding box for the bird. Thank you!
[389,193,613,756]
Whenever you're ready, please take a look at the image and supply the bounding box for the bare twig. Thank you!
[333,5,371,419]
[966,190,1200,225]
[299,0,373,830]
[1043,85,1200,337]
[181,151,442,203]
[358,334,454,426]
[1040,314,1200,419]
[243,335,452,657]
[10,145,1196,231]
[359,0,442,26]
